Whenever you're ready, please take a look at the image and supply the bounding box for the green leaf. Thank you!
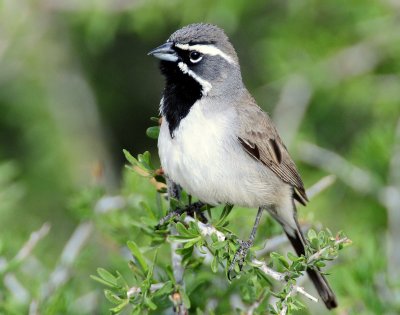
[287,252,298,261]
[169,235,199,242]
[153,281,174,297]
[90,275,116,288]
[307,229,317,241]
[175,222,191,236]
[110,299,129,314]
[123,149,137,165]
[96,268,117,286]
[180,290,191,308]
[211,255,218,272]
[127,241,149,274]
[211,240,226,250]
[137,151,153,170]
[146,126,160,139]
[144,296,157,310]
[104,289,122,304]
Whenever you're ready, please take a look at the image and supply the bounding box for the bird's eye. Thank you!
[189,51,203,63]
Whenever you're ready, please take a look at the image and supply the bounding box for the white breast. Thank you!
[158,100,288,208]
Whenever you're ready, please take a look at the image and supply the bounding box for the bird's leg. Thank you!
[157,201,207,227]
[156,179,207,227]
[228,206,264,279]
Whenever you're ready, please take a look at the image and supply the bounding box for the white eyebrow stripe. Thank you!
[178,62,212,95]
[175,43,236,65]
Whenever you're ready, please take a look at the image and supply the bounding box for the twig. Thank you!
[1,222,51,308]
[279,285,296,315]
[184,216,225,241]
[189,218,319,304]
[14,223,51,263]
[127,283,165,298]
[307,237,350,264]
[0,223,51,274]
[252,259,318,304]
[94,195,126,213]
[272,74,313,147]
[384,117,400,286]
[246,291,267,315]
[297,141,380,197]
[41,221,93,300]
[306,175,336,200]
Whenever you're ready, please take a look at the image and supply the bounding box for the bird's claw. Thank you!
[227,239,253,280]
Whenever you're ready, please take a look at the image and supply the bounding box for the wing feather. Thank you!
[236,98,308,205]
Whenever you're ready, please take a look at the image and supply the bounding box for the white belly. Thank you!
[158,101,288,208]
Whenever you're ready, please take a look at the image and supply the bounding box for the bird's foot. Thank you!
[156,201,207,228]
[228,239,253,280]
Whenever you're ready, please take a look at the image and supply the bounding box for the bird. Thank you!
[148,23,337,309]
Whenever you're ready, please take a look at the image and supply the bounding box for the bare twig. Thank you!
[384,117,400,287]
[1,222,51,308]
[306,175,337,200]
[94,195,126,213]
[14,223,51,263]
[4,273,29,303]
[297,141,380,197]
[272,74,313,147]
[0,223,51,274]
[41,221,93,300]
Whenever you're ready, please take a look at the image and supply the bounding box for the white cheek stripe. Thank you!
[178,62,212,95]
[175,43,236,65]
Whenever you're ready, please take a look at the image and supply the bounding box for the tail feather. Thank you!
[284,225,338,309]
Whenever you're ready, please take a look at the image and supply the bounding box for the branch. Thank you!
[307,237,350,264]
[188,215,319,305]
[305,175,336,200]
[279,285,296,315]
[297,141,381,197]
[252,259,318,304]
[41,221,93,300]
[0,222,51,274]
[184,216,225,241]
[272,74,313,147]
[384,117,400,283]
[14,223,51,263]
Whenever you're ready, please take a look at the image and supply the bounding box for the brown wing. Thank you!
[236,99,308,205]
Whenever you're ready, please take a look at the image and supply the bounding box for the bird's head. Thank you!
[148,23,242,97]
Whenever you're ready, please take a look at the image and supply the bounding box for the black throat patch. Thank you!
[160,61,203,137]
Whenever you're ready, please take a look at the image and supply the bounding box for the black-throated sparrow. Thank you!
[148,23,337,309]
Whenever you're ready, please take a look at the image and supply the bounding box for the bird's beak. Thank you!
[148,42,178,62]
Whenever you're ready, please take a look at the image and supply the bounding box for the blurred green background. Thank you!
[1,0,400,314]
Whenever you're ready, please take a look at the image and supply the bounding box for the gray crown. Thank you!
[168,23,238,64]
